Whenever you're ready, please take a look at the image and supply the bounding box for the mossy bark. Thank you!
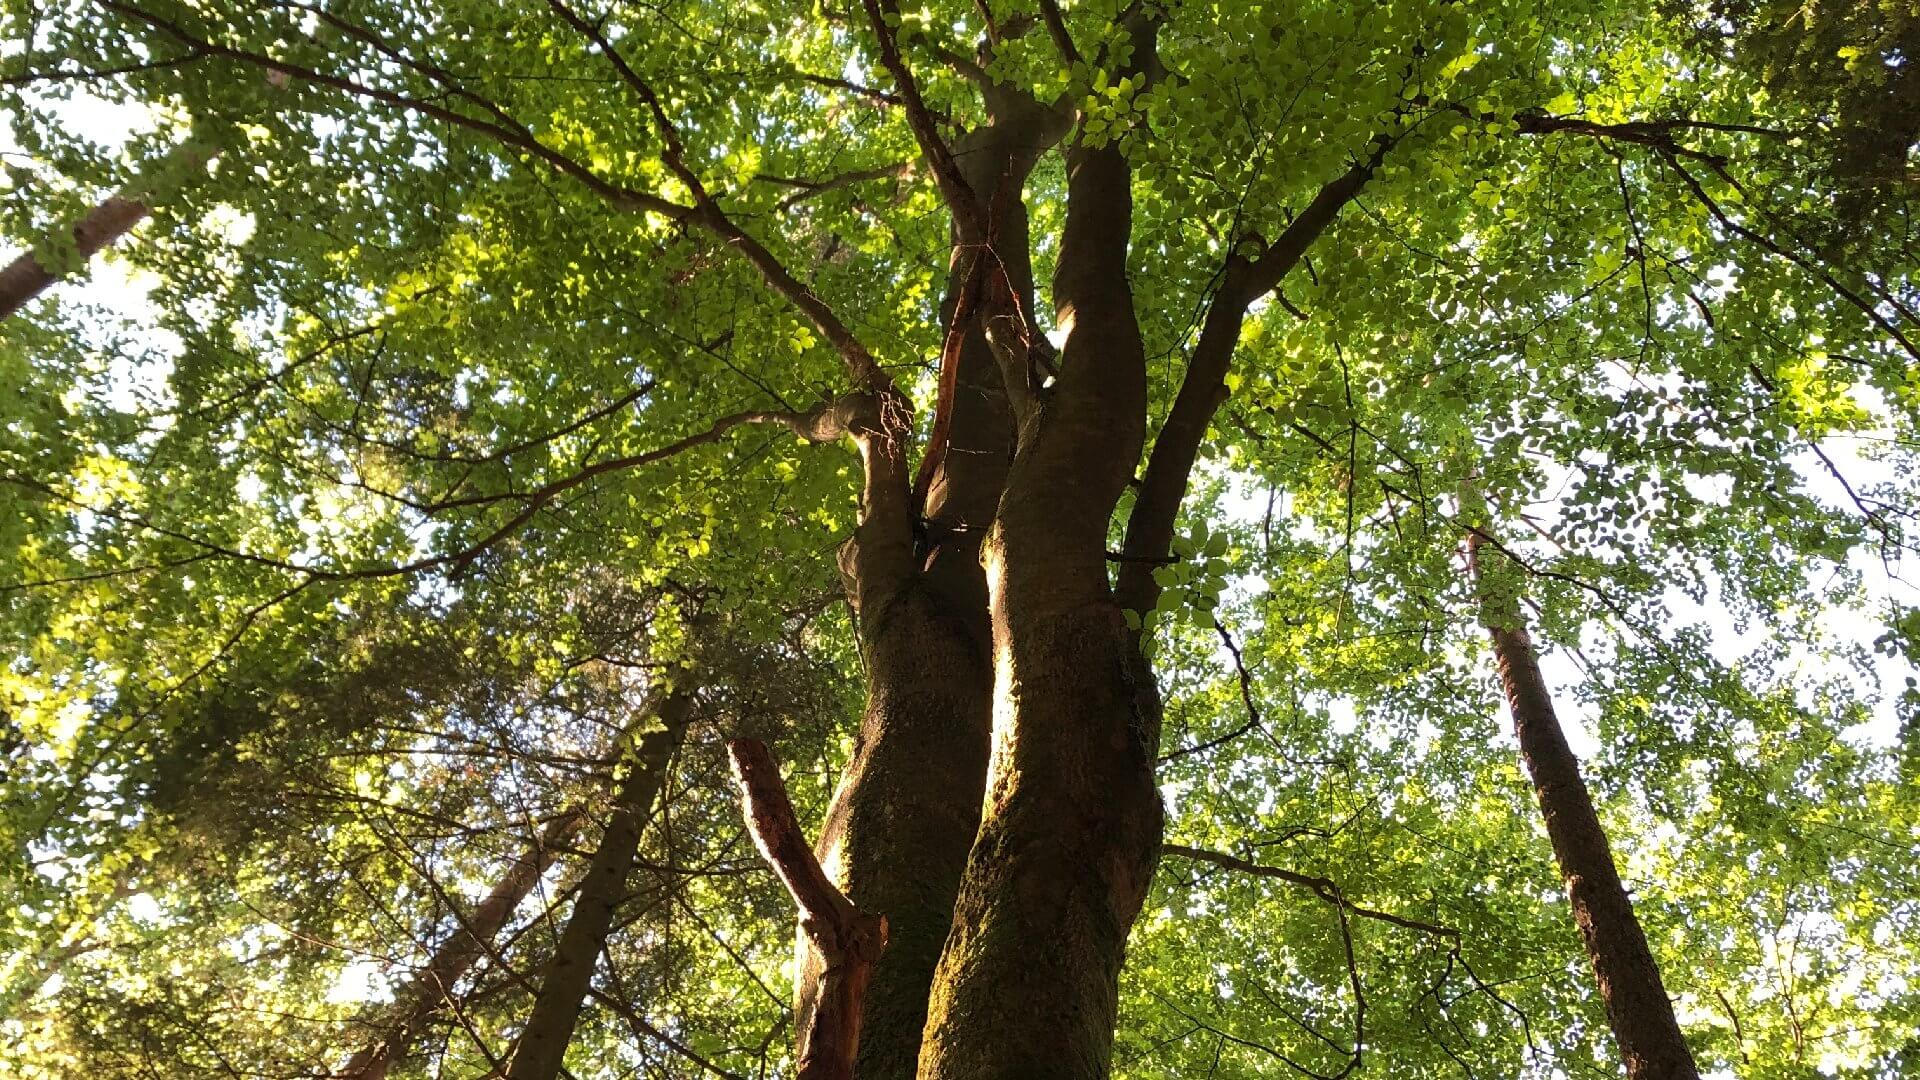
[802,102,1064,1080]
[916,136,1164,1080]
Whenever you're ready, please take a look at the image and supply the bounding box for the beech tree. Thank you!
[3,2,1918,1079]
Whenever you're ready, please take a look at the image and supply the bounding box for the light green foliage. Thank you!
[2,0,1916,1077]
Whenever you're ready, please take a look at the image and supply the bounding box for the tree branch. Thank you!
[1162,844,1459,939]
[1036,0,1082,70]
[858,0,981,238]
[1117,135,1395,615]
[541,0,899,396]
[755,162,914,209]
[727,739,886,1080]
[95,0,691,219]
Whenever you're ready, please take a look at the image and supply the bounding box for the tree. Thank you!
[1465,507,1699,1080]
[3,1,1917,1079]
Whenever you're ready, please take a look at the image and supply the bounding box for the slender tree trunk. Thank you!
[1,71,292,320]
[917,126,1164,1080]
[805,98,1063,1080]
[0,192,154,319]
[1465,528,1701,1080]
[336,811,584,1080]
[500,688,695,1080]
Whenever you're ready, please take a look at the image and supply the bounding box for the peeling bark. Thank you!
[732,738,888,1080]
[1466,529,1701,1080]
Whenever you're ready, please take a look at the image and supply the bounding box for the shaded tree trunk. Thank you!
[500,688,695,1080]
[337,810,584,1080]
[1466,528,1701,1080]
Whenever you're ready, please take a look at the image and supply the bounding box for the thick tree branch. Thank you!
[0,192,152,319]
[1036,0,1082,69]
[727,739,886,1080]
[1506,109,1787,157]
[1116,136,1394,615]
[0,53,275,318]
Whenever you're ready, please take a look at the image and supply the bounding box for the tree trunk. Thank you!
[1,73,292,320]
[337,810,584,1080]
[500,688,695,1080]
[1466,529,1701,1080]
[804,98,1063,1080]
[916,132,1164,1080]
[0,193,154,319]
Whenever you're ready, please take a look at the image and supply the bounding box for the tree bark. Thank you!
[0,193,154,319]
[336,811,584,1080]
[917,113,1164,1079]
[0,69,296,320]
[1465,528,1701,1080]
[732,738,888,1080]
[802,96,1064,1080]
[500,688,695,1080]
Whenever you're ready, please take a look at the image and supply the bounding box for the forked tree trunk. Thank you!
[338,810,584,1080]
[805,97,1063,1080]
[917,132,1164,1080]
[500,688,695,1080]
[1465,528,1701,1080]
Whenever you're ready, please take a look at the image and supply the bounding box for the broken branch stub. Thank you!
[726,738,887,1080]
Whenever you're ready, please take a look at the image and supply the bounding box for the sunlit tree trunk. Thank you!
[1466,528,1701,1080]
[1,75,288,319]
[917,133,1164,1080]
[0,192,155,318]
[806,96,1063,1080]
